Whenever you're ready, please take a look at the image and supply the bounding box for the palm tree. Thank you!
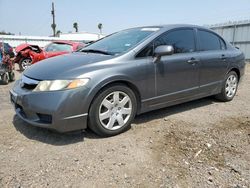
[98,23,103,35]
[51,23,56,37]
[73,22,78,32]
[56,30,61,37]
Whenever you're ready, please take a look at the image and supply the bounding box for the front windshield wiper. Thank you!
[80,49,113,55]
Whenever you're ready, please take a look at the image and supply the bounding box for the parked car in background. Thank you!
[10,25,245,136]
[0,42,15,58]
[14,41,85,71]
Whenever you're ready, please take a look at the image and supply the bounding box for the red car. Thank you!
[15,41,85,71]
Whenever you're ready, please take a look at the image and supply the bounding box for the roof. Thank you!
[124,24,210,31]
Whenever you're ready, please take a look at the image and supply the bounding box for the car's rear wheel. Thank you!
[1,73,9,85]
[19,58,32,71]
[215,71,238,102]
[88,84,137,137]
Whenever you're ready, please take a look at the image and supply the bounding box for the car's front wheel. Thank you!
[88,84,137,137]
[19,58,32,71]
[215,71,239,102]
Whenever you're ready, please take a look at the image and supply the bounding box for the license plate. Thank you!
[10,90,18,104]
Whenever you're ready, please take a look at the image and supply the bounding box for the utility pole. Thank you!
[51,2,56,37]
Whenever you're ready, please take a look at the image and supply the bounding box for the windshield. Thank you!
[81,27,160,55]
[45,43,72,52]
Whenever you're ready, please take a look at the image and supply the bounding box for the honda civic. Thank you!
[10,24,245,136]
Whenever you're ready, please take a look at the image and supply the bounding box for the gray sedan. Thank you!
[10,24,245,136]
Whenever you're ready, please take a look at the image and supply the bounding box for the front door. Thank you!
[155,52,200,102]
[153,28,200,104]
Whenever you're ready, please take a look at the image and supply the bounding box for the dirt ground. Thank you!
[0,64,249,188]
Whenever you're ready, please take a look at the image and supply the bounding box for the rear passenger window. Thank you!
[198,30,221,51]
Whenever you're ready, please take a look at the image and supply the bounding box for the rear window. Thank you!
[198,30,221,51]
[45,43,72,52]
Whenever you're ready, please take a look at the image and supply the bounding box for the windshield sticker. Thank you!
[141,28,160,31]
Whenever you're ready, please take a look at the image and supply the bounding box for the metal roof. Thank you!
[208,20,250,29]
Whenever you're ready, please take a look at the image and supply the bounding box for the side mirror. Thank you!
[154,45,174,57]
[153,45,174,63]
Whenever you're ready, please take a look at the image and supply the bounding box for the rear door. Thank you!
[197,29,229,94]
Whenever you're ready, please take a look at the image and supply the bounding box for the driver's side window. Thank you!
[136,28,196,58]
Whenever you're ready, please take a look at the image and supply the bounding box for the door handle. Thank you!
[221,54,227,61]
[187,58,199,65]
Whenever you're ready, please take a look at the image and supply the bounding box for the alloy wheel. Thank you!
[225,74,237,98]
[99,91,132,130]
[21,59,32,70]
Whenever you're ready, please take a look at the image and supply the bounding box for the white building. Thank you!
[59,32,104,43]
[0,32,105,48]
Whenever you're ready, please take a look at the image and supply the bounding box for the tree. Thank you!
[73,22,78,32]
[56,30,61,37]
[98,23,103,35]
[0,31,14,35]
[51,23,56,36]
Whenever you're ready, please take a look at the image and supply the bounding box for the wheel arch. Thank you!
[87,78,142,118]
[228,67,241,81]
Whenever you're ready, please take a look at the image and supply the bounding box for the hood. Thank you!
[15,43,40,53]
[15,44,31,52]
[24,52,114,80]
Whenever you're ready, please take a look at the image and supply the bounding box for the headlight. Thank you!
[33,79,89,92]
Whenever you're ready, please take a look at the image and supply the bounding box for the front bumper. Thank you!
[10,80,90,132]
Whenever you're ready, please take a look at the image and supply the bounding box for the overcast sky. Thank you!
[0,0,250,36]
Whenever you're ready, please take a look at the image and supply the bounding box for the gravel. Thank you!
[0,64,249,187]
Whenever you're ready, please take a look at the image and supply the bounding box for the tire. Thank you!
[1,73,9,85]
[19,58,32,71]
[215,71,238,102]
[88,84,137,137]
[8,71,15,82]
